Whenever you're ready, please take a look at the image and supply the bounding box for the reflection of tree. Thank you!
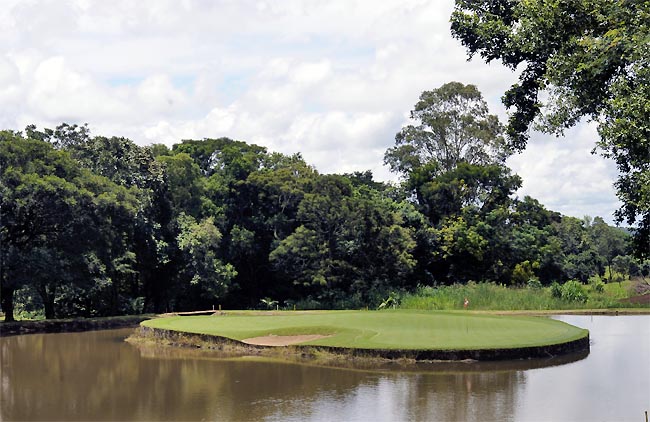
[411,372,527,422]
[1,329,588,421]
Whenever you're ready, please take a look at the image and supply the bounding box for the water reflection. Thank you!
[1,315,647,421]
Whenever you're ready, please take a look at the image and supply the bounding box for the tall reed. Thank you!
[399,281,638,311]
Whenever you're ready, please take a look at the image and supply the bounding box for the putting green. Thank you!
[142,310,588,351]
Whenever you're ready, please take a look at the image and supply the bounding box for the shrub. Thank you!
[590,279,605,293]
[292,297,321,310]
[512,260,539,285]
[560,280,588,303]
[550,282,562,299]
[526,278,543,290]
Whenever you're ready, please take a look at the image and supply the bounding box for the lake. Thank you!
[1,315,648,421]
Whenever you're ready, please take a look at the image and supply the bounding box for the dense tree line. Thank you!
[1,83,646,321]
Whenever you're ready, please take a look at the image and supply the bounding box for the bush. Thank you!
[526,278,543,290]
[550,282,562,299]
[292,296,321,310]
[590,279,605,293]
[512,261,539,285]
[560,280,588,303]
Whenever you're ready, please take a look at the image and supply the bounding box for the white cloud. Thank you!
[0,0,621,223]
[136,74,188,114]
[290,60,331,85]
[507,123,620,222]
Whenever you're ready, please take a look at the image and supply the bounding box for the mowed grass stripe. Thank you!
[142,310,587,351]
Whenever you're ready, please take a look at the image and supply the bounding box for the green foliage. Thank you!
[176,213,236,306]
[512,261,539,285]
[590,278,605,294]
[451,0,650,258]
[2,123,644,320]
[377,293,400,310]
[400,280,641,311]
[384,81,508,176]
[526,278,543,290]
[560,280,588,303]
[0,132,142,320]
[12,286,45,320]
[401,282,570,311]
[550,282,563,299]
[157,153,206,217]
[260,297,278,310]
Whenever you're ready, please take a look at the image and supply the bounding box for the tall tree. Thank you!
[451,0,650,257]
[175,214,236,310]
[0,132,140,319]
[384,81,509,177]
[157,153,206,218]
[270,176,416,306]
[410,162,521,225]
[588,216,629,281]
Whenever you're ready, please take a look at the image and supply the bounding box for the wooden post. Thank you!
[219,304,221,311]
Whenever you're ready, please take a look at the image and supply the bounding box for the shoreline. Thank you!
[131,324,590,363]
[1,308,647,337]
[475,309,650,316]
[0,315,153,337]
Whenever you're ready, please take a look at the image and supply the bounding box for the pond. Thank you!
[1,315,648,421]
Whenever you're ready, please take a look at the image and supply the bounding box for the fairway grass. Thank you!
[141,310,588,352]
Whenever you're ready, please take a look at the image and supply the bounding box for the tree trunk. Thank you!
[1,284,15,322]
[43,296,55,319]
[38,284,56,319]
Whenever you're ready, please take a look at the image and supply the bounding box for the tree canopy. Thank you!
[384,81,509,177]
[450,0,650,258]
[0,118,643,320]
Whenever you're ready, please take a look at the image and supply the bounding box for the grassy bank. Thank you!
[399,280,649,311]
[142,310,588,351]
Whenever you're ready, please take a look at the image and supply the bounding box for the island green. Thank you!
[141,310,588,351]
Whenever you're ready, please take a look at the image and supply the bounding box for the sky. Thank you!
[0,0,621,223]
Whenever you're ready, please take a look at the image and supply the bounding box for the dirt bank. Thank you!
[133,325,590,362]
[242,334,333,346]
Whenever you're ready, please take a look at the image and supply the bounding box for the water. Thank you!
[1,315,648,421]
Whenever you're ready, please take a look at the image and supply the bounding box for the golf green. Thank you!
[141,310,588,352]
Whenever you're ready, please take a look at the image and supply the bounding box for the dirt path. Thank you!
[241,334,332,346]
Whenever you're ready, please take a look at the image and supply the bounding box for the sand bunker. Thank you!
[241,334,332,346]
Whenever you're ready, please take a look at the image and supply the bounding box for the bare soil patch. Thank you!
[620,294,650,305]
[242,334,332,346]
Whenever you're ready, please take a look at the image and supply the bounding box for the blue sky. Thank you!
[0,0,620,223]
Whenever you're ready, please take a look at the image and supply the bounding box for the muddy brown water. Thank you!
[1,315,648,421]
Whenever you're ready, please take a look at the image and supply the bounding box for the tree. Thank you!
[175,214,236,310]
[172,137,267,179]
[384,81,509,177]
[451,0,650,258]
[554,216,600,283]
[611,254,634,283]
[269,175,417,306]
[269,225,330,293]
[588,216,629,281]
[157,153,206,218]
[509,196,563,284]
[1,133,88,320]
[0,132,140,319]
[410,162,521,225]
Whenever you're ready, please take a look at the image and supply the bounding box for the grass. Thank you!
[142,310,588,351]
[398,280,648,311]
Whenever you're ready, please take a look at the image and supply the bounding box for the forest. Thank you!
[1,82,646,321]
